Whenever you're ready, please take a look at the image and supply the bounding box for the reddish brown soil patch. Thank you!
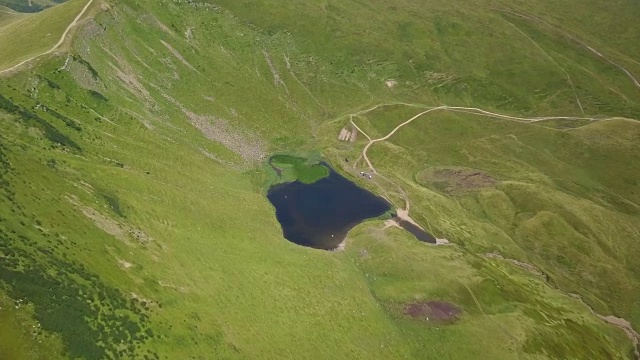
[417,166,497,193]
[404,300,462,323]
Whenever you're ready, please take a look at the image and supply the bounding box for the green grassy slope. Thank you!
[213,0,640,118]
[0,0,88,71]
[0,6,26,27]
[338,107,640,323]
[0,0,638,359]
[0,0,67,13]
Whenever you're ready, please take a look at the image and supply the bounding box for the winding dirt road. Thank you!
[352,103,640,345]
[0,0,94,75]
[350,103,616,174]
[348,102,633,234]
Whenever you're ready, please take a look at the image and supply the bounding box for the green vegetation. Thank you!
[340,107,640,326]
[0,0,67,13]
[269,154,329,184]
[0,6,26,27]
[0,0,87,71]
[0,0,638,358]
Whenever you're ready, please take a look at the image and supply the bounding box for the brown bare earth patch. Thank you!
[404,300,462,323]
[417,166,497,193]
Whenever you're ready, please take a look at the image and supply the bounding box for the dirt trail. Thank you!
[0,0,95,75]
[464,283,523,360]
[495,8,640,90]
[347,102,634,244]
[500,17,584,115]
[349,116,371,141]
[485,252,640,358]
[351,103,611,175]
[597,314,640,359]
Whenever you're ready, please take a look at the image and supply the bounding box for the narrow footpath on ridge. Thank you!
[0,0,95,75]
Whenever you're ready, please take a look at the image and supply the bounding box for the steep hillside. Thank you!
[0,0,92,72]
[0,0,67,13]
[0,6,26,26]
[0,0,639,359]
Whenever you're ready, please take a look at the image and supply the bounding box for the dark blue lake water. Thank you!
[267,164,390,250]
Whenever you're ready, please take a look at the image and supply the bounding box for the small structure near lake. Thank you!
[337,127,357,142]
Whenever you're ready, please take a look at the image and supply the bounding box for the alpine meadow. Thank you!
[0,0,639,359]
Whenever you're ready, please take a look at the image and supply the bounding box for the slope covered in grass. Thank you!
[0,0,638,359]
[0,0,89,71]
[334,107,640,323]
[0,6,26,27]
[0,0,67,13]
